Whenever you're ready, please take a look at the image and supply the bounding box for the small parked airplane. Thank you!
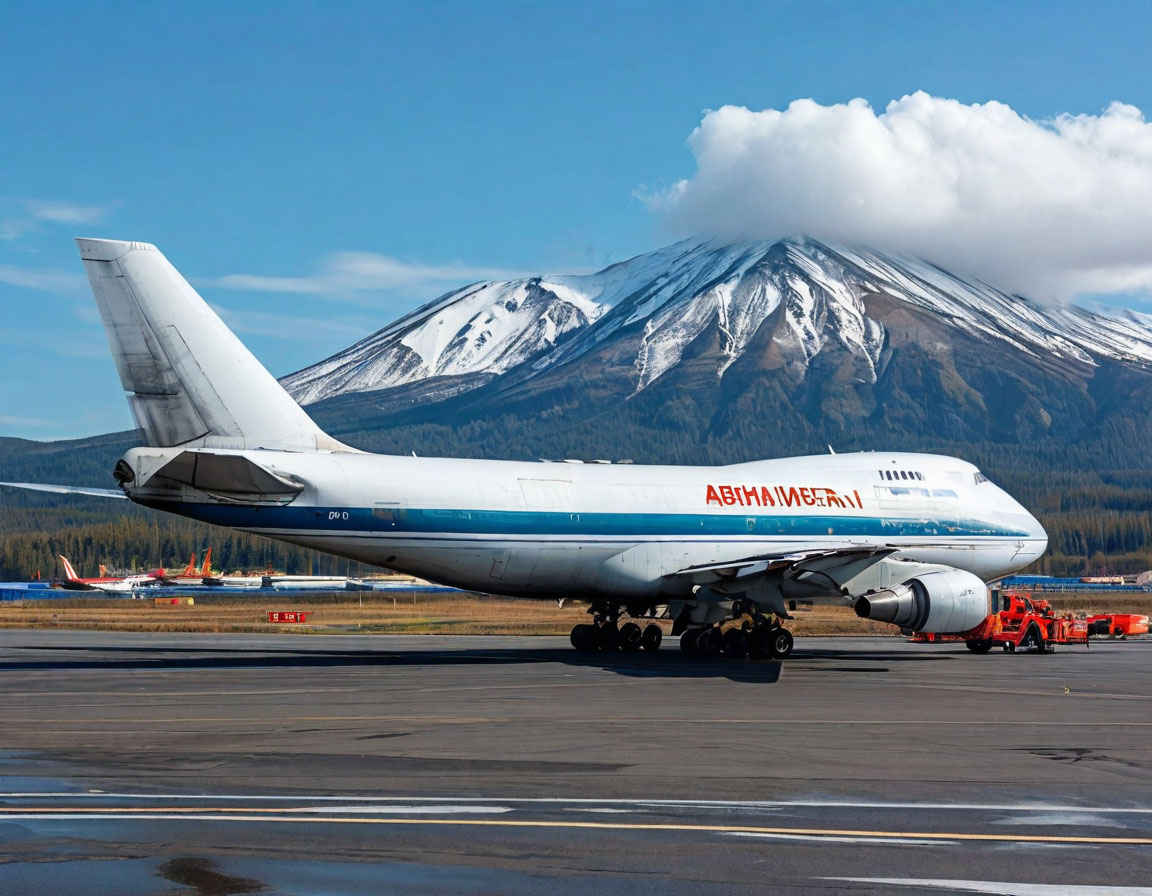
[56,555,161,593]
[6,239,1049,658]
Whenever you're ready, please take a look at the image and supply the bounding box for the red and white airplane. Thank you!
[57,555,163,593]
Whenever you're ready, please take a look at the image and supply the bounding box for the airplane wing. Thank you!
[669,546,897,593]
[0,482,127,499]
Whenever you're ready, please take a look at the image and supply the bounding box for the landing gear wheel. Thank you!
[641,624,663,651]
[722,628,749,659]
[618,622,643,652]
[598,622,620,652]
[570,624,598,652]
[679,628,699,654]
[695,626,721,655]
[769,628,794,660]
[965,638,994,654]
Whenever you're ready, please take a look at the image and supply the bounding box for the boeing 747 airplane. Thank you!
[9,239,1049,658]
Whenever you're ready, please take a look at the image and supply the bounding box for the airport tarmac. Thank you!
[0,630,1150,894]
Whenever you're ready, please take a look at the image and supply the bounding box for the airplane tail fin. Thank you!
[200,547,213,578]
[59,555,79,581]
[75,239,345,452]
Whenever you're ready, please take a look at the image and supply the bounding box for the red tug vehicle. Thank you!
[913,590,1148,653]
[914,591,1090,653]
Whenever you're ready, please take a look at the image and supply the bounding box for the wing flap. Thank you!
[670,546,896,588]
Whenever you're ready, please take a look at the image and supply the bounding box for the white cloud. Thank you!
[0,198,120,240]
[643,93,1152,300]
[0,264,85,293]
[210,304,378,343]
[25,200,112,225]
[212,252,527,300]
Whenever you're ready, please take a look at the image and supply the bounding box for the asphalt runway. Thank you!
[1,630,1150,894]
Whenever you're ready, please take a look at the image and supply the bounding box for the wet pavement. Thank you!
[0,630,1150,894]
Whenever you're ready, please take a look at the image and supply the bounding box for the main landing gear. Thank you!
[678,614,794,660]
[568,599,795,660]
[569,602,663,653]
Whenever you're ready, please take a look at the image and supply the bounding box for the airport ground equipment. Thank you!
[913,592,1089,653]
[1087,613,1149,639]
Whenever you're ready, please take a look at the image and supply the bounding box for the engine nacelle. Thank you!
[854,568,989,634]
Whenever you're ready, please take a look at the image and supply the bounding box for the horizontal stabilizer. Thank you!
[0,481,127,499]
[149,450,305,504]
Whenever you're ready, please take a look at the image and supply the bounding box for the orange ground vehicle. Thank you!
[913,592,1089,653]
[1087,613,1150,639]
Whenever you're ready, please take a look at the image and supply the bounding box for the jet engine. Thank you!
[854,569,989,634]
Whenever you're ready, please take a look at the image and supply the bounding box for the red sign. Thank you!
[268,611,308,623]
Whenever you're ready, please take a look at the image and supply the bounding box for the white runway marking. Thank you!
[1,811,1150,844]
[3,793,1151,814]
[992,812,1129,829]
[829,880,1152,895]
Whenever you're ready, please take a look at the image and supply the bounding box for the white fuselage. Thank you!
[138,449,1047,600]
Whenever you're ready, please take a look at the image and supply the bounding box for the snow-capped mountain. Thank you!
[282,237,1152,408]
[281,241,717,405]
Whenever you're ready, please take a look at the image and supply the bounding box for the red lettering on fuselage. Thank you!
[704,484,862,510]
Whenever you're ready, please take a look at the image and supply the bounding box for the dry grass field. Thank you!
[0,590,1145,638]
[0,591,908,637]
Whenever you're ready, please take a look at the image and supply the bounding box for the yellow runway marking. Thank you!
[2,808,1151,844]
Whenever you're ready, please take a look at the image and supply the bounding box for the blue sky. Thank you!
[2,0,1151,439]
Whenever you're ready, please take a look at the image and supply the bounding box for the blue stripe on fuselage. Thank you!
[142,502,1031,539]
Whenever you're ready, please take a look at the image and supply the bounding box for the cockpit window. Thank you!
[974,472,989,485]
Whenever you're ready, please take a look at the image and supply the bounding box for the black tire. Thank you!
[965,638,994,654]
[722,628,749,659]
[619,622,643,652]
[1020,625,1041,652]
[1113,627,1127,640]
[747,627,770,659]
[1004,641,1016,653]
[770,628,795,659]
[696,627,721,655]
[598,623,620,652]
[641,624,663,651]
[679,628,699,654]
[570,624,597,652]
